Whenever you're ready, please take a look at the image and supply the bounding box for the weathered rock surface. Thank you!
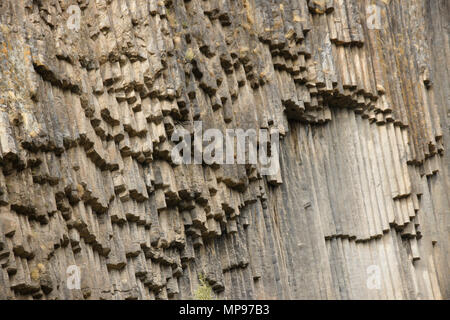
[0,0,448,299]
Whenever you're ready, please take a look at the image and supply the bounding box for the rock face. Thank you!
[0,0,448,300]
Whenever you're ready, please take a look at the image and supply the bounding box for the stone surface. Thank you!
[0,0,448,299]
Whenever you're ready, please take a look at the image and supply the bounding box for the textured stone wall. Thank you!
[0,0,448,299]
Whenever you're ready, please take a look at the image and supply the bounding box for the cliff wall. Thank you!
[0,0,448,299]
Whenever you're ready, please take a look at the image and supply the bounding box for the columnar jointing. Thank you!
[0,0,448,299]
